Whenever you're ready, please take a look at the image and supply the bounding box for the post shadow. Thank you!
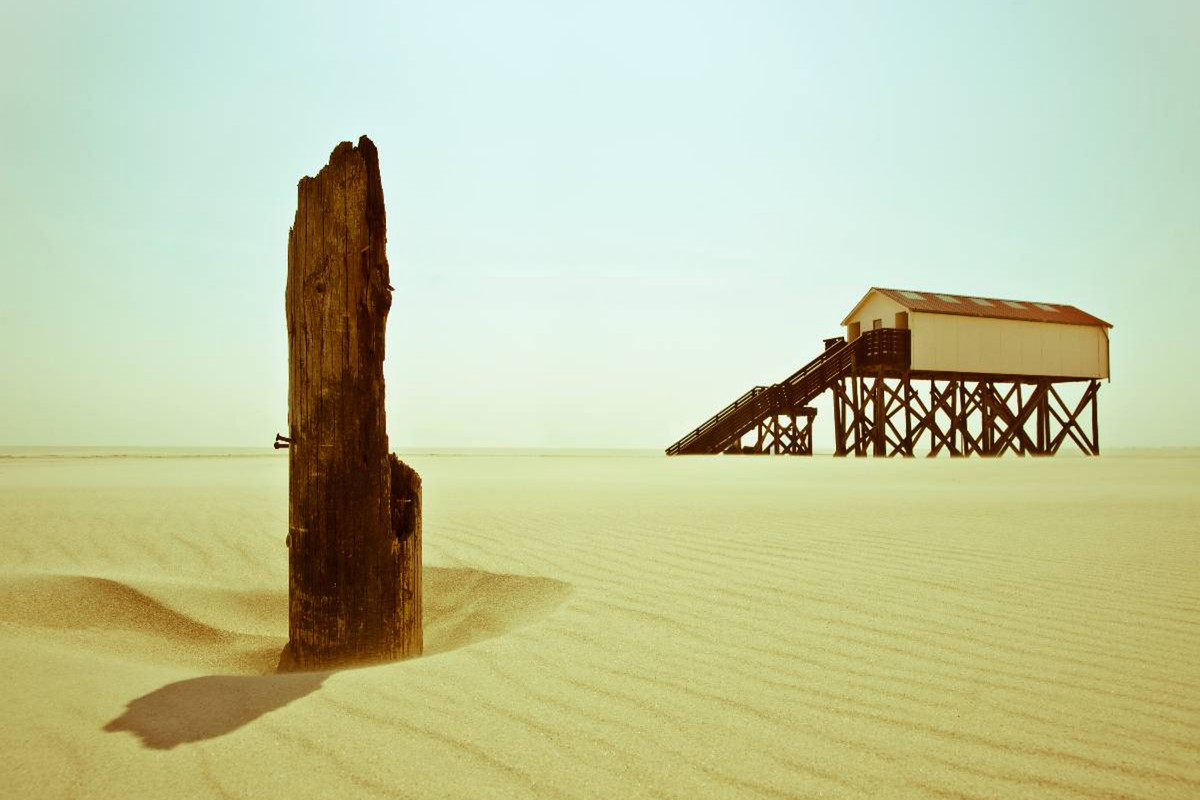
[102,565,573,749]
[103,670,328,750]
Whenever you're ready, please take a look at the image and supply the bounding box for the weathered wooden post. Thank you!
[281,136,422,670]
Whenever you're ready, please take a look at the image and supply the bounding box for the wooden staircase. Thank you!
[665,329,910,455]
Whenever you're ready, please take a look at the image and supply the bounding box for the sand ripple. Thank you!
[0,452,1197,799]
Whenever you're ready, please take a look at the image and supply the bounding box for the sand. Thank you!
[0,449,1197,799]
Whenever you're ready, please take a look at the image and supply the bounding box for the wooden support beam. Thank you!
[799,414,813,455]
[851,372,865,456]
[917,380,955,457]
[1045,382,1100,455]
[1035,380,1050,454]
[821,372,1100,460]
[991,382,1048,456]
[955,382,970,456]
[903,374,914,457]
[879,377,910,456]
[946,381,960,456]
[980,382,995,456]
[833,379,848,457]
[873,369,886,457]
[961,383,986,456]
[1013,384,1026,456]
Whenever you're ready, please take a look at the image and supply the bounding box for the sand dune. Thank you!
[0,450,1197,798]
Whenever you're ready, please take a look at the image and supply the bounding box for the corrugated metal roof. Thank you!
[844,287,1112,328]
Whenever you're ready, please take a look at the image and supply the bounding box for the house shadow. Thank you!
[103,566,572,750]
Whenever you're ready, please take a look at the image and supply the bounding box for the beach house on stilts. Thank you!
[666,288,1112,457]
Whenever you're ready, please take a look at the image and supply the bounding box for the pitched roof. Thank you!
[843,287,1112,328]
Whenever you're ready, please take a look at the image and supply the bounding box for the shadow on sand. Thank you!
[103,566,572,749]
[103,671,328,749]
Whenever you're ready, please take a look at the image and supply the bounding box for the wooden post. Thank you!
[833,379,847,457]
[282,136,422,670]
[798,412,813,455]
[981,381,995,456]
[902,374,913,457]
[1014,383,1025,456]
[1036,381,1049,454]
[878,369,888,455]
[851,373,864,456]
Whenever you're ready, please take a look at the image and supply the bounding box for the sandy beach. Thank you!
[0,449,1196,798]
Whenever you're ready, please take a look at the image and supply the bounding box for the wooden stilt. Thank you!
[851,372,863,456]
[833,379,847,457]
[878,369,888,455]
[1036,381,1049,455]
[799,412,813,455]
[903,374,914,457]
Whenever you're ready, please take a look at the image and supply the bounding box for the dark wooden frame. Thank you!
[832,373,1100,457]
[731,407,817,455]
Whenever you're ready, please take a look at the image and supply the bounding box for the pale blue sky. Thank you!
[2,1,1196,448]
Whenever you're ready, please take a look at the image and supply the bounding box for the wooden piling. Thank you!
[282,136,422,670]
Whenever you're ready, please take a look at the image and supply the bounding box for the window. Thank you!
[969,297,994,306]
[872,318,883,330]
[1034,303,1058,312]
[898,290,925,300]
[935,294,960,303]
[1001,300,1026,309]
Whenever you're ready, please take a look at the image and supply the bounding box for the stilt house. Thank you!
[667,287,1112,458]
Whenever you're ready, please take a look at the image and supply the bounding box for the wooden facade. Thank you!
[842,288,1111,380]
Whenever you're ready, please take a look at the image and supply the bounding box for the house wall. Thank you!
[843,293,907,339]
[909,312,1109,378]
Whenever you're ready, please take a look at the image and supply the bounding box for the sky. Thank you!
[1,0,1197,449]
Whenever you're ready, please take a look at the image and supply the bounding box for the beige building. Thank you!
[841,287,1112,379]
